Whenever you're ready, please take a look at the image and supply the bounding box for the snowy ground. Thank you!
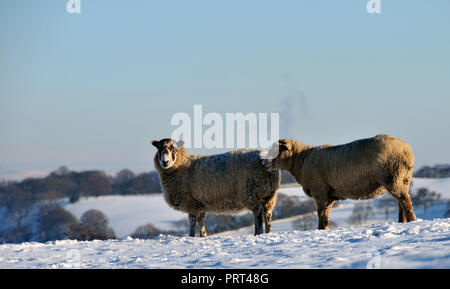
[0,218,449,269]
[1,177,449,268]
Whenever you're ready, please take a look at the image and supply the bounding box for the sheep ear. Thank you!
[285,142,292,151]
[280,141,292,152]
[151,140,160,148]
[175,140,184,148]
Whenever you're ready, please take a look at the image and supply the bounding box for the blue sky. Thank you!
[1,0,449,177]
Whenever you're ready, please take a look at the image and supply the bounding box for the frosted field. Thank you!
[0,177,449,268]
[0,218,448,269]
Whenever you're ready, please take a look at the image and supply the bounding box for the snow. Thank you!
[0,218,449,268]
[1,177,449,268]
[64,195,186,237]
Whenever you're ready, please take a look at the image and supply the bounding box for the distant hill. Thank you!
[414,164,450,178]
[280,170,296,184]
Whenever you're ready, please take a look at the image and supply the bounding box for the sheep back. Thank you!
[299,134,413,200]
[158,149,280,215]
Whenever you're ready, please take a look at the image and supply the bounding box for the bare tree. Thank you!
[347,201,375,226]
[272,193,316,219]
[131,223,180,239]
[68,209,116,240]
[292,213,318,231]
[51,166,70,176]
[39,203,77,242]
[411,187,441,214]
[114,169,135,185]
[376,194,397,220]
[5,185,36,230]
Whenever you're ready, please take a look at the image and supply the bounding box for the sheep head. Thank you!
[262,139,293,171]
[151,138,185,169]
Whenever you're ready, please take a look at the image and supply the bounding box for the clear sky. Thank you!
[1,0,449,178]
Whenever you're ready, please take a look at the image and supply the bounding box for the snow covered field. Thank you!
[0,218,449,268]
[1,177,449,268]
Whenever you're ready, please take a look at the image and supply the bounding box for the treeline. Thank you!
[1,203,118,243]
[0,167,162,207]
[1,162,447,209]
[0,167,163,244]
[414,164,450,178]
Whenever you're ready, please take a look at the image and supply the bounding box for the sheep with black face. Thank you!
[151,138,280,237]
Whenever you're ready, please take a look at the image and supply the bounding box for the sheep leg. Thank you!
[315,198,335,230]
[262,191,277,233]
[252,205,264,236]
[397,193,416,222]
[263,208,273,233]
[197,212,207,237]
[384,174,417,223]
[188,214,197,237]
[389,190,416,223]
[398,203,407,223]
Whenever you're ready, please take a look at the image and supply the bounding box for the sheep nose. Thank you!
[162,160,169,166]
